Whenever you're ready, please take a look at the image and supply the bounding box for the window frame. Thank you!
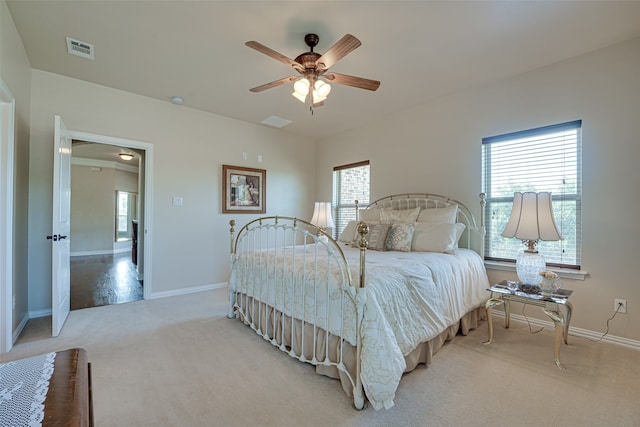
[115,190,137,242]
[482,120,582,270]
[332,160,370,239]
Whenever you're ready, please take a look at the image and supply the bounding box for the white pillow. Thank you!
[411,222,466,254]
[380,207,421,224]
[338,221,358,243]
[416,205,458,224]
[385,223,415,252]
[359,208,381,222]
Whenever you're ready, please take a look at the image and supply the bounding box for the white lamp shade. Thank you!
[294,78,310,95]
[292,91,307,103]
[310,202,335,229]
[314,80,331,97]
[502,192,561,241]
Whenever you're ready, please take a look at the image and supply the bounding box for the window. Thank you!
[482,120,582,269]
[116,190,137,241]
[332,161,370,239]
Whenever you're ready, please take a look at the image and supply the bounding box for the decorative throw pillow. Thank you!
[350,221,382,247]
[385,223,416,252]
[365,223,391,251]
[338,221,358,243]
[416,205,458,224]
[379,207,421,224]
[359,208,381,222]
[411,222,465,254]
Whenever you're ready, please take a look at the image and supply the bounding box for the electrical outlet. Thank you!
[614,299,627,314]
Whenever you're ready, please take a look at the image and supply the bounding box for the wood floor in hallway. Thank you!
[71,252,143,310]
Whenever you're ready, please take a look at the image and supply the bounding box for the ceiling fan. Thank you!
[245,33,380,110]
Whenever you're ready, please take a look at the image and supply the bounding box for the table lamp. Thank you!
[310,202,334,241]
[502,192,562,285]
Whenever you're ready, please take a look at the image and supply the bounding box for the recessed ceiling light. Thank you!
[119,153,134,161]
[261,115,292,128]
[171,96,184,105]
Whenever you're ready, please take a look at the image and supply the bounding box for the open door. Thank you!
[51,115,71,337]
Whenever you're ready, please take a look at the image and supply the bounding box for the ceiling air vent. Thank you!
[66,37,94,60]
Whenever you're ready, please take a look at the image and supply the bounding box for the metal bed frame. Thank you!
[227,193,485,409]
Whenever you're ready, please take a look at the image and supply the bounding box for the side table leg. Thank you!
[543,308,566,370]
[484,297,505,345]
[504,299,511,329]
[563,301,573,345]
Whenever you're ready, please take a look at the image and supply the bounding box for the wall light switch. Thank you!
[258,154,263,162]
[242,152,248,160]
[172,197,183,206]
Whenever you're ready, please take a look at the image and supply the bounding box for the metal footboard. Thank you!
[228,216,368,409]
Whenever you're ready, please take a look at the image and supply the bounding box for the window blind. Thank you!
[482,120,582,269]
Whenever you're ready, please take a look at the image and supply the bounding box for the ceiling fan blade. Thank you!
[249,76,298,93]
[245,41,303,71]
[324,73,381,91]
[315,34,361,71]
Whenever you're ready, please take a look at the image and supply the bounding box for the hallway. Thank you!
[70,252,143,310]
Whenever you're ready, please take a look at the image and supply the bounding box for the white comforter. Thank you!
[342,245,489,409]
[230,243,489,410]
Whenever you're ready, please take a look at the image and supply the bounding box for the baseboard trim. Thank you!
[491,311,640,351]
[148,282,227,300]
[71,248,130,257]
[28,308,52,319]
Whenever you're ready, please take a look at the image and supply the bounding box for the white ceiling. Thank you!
[7,1,640,140]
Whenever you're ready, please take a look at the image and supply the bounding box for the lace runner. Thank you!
[0,352,57,427]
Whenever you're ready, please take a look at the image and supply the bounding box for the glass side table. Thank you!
[483,280,573,369]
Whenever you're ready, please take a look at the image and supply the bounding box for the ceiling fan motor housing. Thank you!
[294,34,322,72]
[294,52,321,71]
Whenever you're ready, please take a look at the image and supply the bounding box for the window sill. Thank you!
[484,260,589,281]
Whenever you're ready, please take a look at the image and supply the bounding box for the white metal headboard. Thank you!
[355,193,486,256]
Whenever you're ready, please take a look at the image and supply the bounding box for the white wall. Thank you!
[27,70,316,310]
[71,164,138,253]
[316,37,640,342]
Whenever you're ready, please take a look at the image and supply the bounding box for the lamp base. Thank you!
[516,251,545,286]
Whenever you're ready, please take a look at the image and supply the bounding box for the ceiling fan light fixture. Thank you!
[311,92,327,104]
[292,91,307,103]
[294,78,310,95]
[314,80,331,97]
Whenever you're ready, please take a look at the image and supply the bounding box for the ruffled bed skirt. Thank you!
[233,295,486,401]
[317,306,485,397]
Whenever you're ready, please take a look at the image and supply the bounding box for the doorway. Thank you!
[70,141,143,310]
[63,128,154,313]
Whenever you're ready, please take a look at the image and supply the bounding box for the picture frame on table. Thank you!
[222,164,266,213]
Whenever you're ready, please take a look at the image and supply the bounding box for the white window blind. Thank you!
[332,161,370,239]
[482,120,582,269]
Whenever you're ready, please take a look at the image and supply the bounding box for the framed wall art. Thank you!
[222,164,266,213]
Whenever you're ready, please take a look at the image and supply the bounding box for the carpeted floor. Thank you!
[4,287,639,426]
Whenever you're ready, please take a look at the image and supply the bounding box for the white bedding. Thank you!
[230,242,489,410]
